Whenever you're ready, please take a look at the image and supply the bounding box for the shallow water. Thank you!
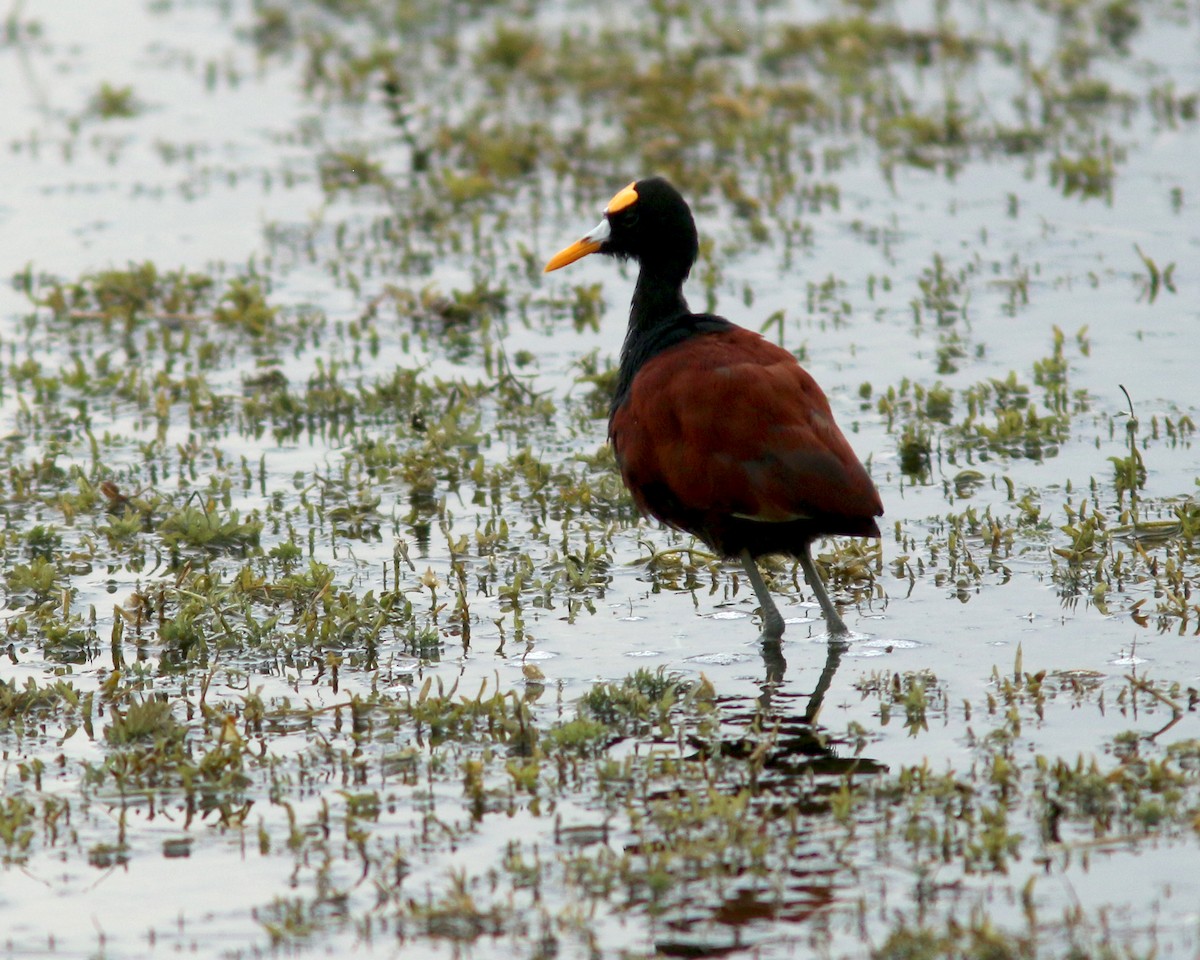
[2,0,1199,957]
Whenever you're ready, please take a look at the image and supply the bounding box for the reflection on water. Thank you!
[652,637,887,954]
[2,0,1200,956]
[748,636,889,777]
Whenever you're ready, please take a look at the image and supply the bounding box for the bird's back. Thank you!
[609,320,883,559]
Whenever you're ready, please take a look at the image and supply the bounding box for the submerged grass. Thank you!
[2,0,1199,956]
[5,657,1197,956]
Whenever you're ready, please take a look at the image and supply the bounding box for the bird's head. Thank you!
[544,177,698,279]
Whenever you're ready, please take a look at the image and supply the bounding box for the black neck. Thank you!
[627,265,690,344]
[610,262,731,422]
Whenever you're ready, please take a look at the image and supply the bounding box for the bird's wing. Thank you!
[611,328,882,525]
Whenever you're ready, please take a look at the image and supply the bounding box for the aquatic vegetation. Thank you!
[1,0,1199,955]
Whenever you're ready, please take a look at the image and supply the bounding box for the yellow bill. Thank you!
[544,232,605,272]
[545,181,641,272]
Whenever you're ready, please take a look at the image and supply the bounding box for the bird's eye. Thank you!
[613,208,639,229]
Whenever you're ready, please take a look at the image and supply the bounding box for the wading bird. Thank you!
[545,177,883,639]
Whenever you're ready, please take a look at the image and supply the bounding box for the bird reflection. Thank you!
[704,633,886,778]
[760,636,788,688]
[654,630,882,954]
[757,633,846,723]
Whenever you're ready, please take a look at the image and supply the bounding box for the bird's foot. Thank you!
[758,611,786,641]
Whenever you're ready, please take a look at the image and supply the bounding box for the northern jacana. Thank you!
[545,177,883,639]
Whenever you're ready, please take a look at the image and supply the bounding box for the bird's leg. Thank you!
[798,542,849,639]
[740,550,786,639]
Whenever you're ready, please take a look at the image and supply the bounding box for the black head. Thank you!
[544,177,699,281]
